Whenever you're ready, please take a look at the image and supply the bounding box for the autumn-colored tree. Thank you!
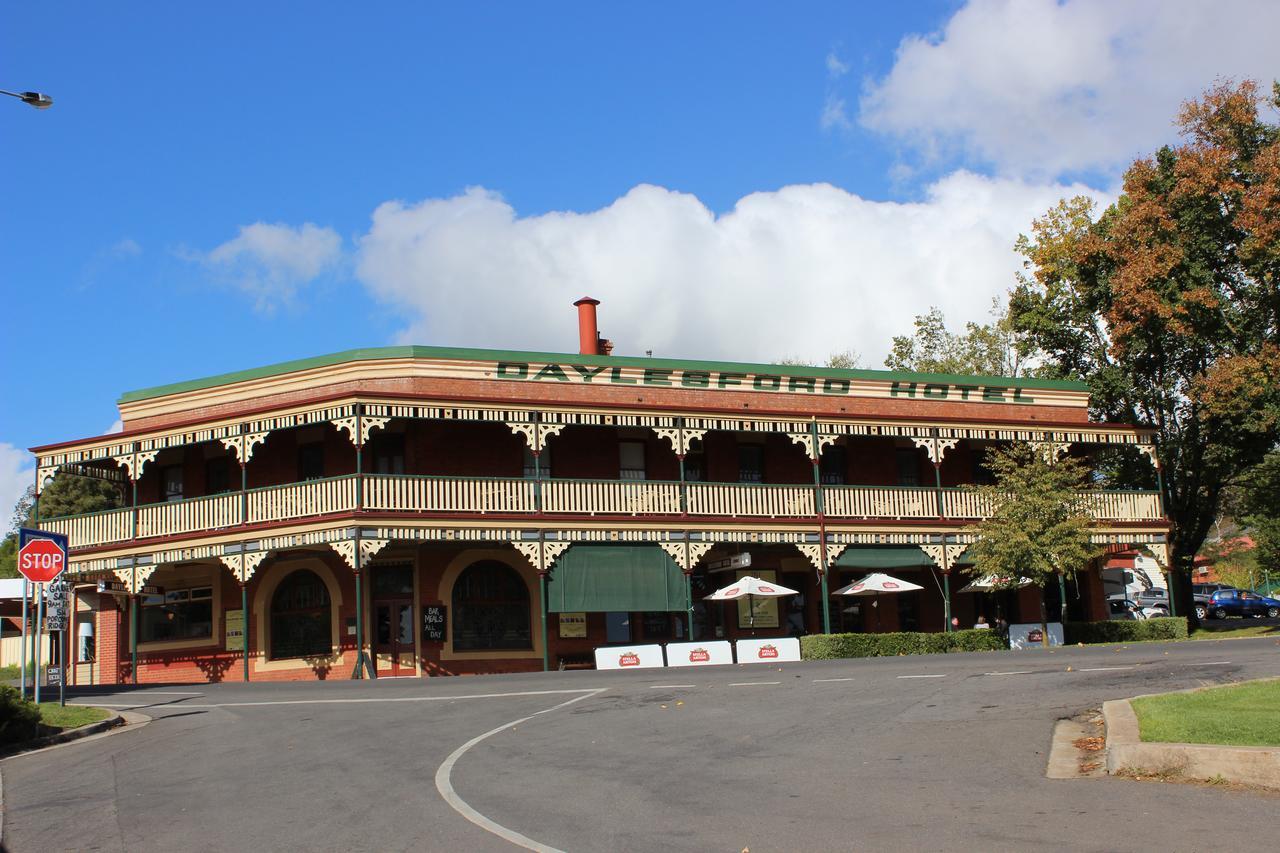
[1011,80,1280,623]
[966,443,1099,646]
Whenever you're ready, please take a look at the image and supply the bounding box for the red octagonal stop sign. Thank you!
[18,538,66,583]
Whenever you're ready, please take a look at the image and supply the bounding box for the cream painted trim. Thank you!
[437,548,543,662]
[253,556,347,673]
[137,563,222,652]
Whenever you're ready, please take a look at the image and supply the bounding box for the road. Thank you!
[2,637,1277,852]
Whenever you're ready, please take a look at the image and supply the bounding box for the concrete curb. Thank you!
[0,710,126,761]
[1103,692,1280,789]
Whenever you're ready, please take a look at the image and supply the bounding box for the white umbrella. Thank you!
[831,573,923,632]
[706,576,799,633]
[956,574,1033,594]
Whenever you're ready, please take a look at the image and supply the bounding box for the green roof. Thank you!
[119,344,1088,404]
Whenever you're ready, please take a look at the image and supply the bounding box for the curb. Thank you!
[1103,692,1280,789]
[0,710,126,761]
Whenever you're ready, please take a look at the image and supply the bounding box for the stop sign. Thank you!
[18,537,66,583]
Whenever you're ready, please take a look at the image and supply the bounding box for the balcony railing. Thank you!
[38,474,1165,551]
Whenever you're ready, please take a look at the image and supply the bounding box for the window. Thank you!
[619,441,646,480]
[683,450,704,482]
[819,446,846,485]
[738,445,764,484]
[298,443,325,481]
[369,433,405,475]
[141,585,213,643]
[641,611,684,641]
[605,612,631,643]
[206,457,233,494]
[523,445,550,479]
[77,620,95,662]
[896,448,920,487]
[270,570,332,659]
[452,561,531,651]
[162,465,184,502]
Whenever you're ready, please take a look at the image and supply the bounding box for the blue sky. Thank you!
[2,0,1276,511]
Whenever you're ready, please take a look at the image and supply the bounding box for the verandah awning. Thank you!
[546,545,688,613]
[834,546,974,570]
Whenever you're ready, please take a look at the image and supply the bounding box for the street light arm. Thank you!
[0,89,53,109]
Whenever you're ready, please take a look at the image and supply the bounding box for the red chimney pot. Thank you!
[573,297,601,355]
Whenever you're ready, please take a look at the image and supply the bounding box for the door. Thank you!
[374,600,415,676]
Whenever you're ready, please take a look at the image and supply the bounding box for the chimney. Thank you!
[574,296,601,355]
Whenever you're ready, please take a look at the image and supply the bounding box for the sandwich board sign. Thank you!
[18,528,69,584]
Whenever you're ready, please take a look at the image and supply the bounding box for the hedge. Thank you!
[0,686,41,747]
[1063,617,1188,645]
[800,629,1006,660]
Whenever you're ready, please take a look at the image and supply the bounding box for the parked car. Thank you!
[1132,587,1170,614]
[1107,597,1163,621]
[1192,583,1235,620]
[1207,589,1280,619]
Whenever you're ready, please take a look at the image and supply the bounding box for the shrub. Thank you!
[1063,617,1188,645]
[0,686,42,747]
[800,629,1005,660]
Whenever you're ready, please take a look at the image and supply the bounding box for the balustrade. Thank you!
[541,479,681,516]
[363,474,535,514]
[137,493,242,538]
[36,507,132,550]
[247,476,359,524]
[823,486,936,519]
[686,482,815,517]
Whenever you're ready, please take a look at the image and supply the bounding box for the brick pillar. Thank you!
[95,595,123,686]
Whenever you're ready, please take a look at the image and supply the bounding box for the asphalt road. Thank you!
[2,637,1277,852]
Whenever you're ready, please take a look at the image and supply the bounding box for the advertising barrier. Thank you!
[735,637,801,663]
[594,644,665,670]
[1008,622,1064,650]
[665,640,734,667]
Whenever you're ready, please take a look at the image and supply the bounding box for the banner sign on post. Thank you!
[45,580,71,632]
[558,612,587,638]
[735,637,802,663]
[665,640,734,667]
[225,610,245,651]
[422,606,446,642]
[1008,623,1064,650]
[593,644,665,670]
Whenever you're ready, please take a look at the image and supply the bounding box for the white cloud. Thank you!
[356,177,1105,366]
[0,443,33,532]
[826,52,849,78]
[105,419,123,435]
[111,238,142,258]
[820,95,852,132]
[204,222,342,309]
[859,0,1280,178]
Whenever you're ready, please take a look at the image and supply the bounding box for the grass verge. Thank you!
[37,702,110,731]
[1190,623,1280,640]
[1131,679,1280,747]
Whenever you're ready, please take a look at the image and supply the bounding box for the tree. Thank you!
[1010,80,1280,623]
[775,350,863,370]
[884,299,1033,377]
[0,474,125,579]
[966,443,1099,646]
[1229,449,1280,582]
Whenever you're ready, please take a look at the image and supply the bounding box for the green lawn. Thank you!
[1190,623,1280,640]
[37,703,110,731]
[1132,679,1280,747]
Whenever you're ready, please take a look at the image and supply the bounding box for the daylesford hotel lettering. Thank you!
[494,361,1037,403]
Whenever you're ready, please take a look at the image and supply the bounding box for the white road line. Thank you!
[728,681,780,687]
[648,684,697,689]
[73,687,604,710]
[435,688,606,853]
[121,691,204,695]
[1182,661,1232,666]
[1077,666,1134,672]
[897,674,947,679]
[984,671,1034,676]
[812,677,854,683]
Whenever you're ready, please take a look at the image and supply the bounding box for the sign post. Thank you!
[18,529,69,706]
[46,579,70,706]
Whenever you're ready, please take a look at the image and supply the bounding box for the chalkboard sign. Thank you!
[422,606,447,642]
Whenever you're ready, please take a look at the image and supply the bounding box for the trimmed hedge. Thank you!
[800,629,1006,660]
[0,686,41,747]
[1063,616,1188,645]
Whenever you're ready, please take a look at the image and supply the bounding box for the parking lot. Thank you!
[3,638,1278,852]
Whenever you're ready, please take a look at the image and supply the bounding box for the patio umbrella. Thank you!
[956,574,1033,594]
[831,573,924,631]
[705,576,799,634]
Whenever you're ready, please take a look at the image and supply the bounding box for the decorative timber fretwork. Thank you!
[332,416,390,447]
[112,451,158,481]
[1136,443,1160,468]
[920,543,969,572]
[218,551,269,584]
[507,422,565,453]
[658,541,715,572]
[363,403,535,423]
[910,437,959,465]
[329,537,390,571]
[1029,441,1072,463]
[248,404,356,435]
[510,540,572,574]
[787,432,838,460]
[684,417,812,435]
[1090,531,1166,546]
[654,427,706,457]
[220,431,268,464]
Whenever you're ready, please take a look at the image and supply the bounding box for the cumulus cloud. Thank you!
[859,0,1280,178]
[0,443,33,531]
[204,222,342,309]
[356,177,1104,365]
[105,419,123,435]
[820,50,853,132]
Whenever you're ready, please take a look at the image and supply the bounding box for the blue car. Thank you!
[1207,589,1280,619]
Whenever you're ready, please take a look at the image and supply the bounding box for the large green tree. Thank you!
[884,299,1033,377]
[0,475,124,578]
[1010,80,1280,622]
[1228,449,1280,579]
[967,443,1098,645]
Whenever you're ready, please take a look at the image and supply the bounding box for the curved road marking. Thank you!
[434,688,607,852]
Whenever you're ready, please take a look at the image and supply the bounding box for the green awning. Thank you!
[547,545,688,613]
[834,546,974,570]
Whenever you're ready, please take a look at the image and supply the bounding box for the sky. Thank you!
[2,0,1278,518]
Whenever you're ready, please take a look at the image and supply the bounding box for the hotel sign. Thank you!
[495,361,1045,405]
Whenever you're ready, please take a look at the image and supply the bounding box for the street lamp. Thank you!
[1,89,53,109]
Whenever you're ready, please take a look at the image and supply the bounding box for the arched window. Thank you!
[271,569,332,659]
[452,561,531,651]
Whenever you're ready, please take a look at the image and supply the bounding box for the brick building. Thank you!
[31,299,1168,684]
